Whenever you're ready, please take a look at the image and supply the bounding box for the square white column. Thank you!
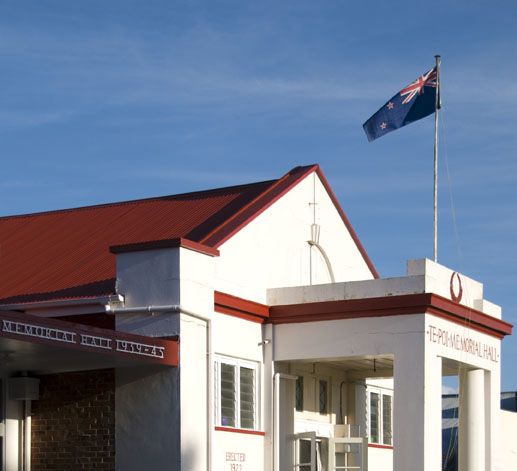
[460,368,499,471]
[458,369,469,471]
[393,346,442,471]
[459,368,489,471]
[486,368,501,471]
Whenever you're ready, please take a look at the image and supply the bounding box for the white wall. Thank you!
[269,258,502,319]
[179,247,216,314]
[115,365,181,471]
[211,312,263,363]
[211,312,265,471]
[216,172,375,304]
[115,246,215,471]
[180,313,208,471]
[273,314,424,363]
[369,447,393,471]
[116,248,180,307]
[213,430,264,471]
[498,410,517,469]
[115,247,181,336]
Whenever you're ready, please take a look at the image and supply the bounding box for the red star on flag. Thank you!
[380,122,387,130]
[387,102,394,110]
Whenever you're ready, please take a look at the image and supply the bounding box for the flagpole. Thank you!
[433,55,441,263]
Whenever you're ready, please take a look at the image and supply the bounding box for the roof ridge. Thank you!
[0,179,277,221]
[200,164,318,247]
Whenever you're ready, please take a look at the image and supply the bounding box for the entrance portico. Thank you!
[266,259,511,471]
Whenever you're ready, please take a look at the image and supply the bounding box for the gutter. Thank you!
[0,294,124,312]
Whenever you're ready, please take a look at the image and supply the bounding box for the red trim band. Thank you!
[110,237,220,257]
[215,426,266,436]
[368,443,393,450]
[214,290,512,338]
[269,293,512,338]
[214,291,269,323]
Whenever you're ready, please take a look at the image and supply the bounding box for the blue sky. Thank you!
[1,0,517,389]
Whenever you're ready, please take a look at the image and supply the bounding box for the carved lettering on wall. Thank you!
[225,452,246,471]
[427,324,499,363]
[1,319,167,361]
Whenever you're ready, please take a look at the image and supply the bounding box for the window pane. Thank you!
[370,392,380,443]
[382,394,392,445]
[221,363,236,427]
[296,376,304,412]
[319,380,328,414]
[299,439,312,470]
[239,366,255,429]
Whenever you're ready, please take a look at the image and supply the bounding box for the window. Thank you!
[318,380,328,414]
[296,376,304,412]
[294,374,330,416]
[382,394,392,445]
[369,392,380,443]
[215,356,259,430]
[368,389,392,446]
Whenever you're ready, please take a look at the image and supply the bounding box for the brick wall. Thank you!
[31,369,115,470]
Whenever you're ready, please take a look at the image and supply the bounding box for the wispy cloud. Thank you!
[0,110,77,128]
[1,16,517,136]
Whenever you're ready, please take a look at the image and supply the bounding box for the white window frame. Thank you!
[367,387,392,446]
[214,355,260,430]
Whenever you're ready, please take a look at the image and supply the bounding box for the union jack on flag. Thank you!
[363,65,440,142]
[400,68,438,104]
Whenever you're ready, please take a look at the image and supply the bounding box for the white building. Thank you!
[0,164,513,471]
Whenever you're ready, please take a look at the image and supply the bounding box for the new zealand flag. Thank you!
[363,67,440,141]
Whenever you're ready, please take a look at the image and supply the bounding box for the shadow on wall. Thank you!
[116,365,182,471]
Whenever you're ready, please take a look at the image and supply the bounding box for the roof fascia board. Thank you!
[214,291,270,323]
[213,290,512,338]
[202,165,318,248]
[201,164,379,280]
[269,292,512,338]
[110,237,220,257]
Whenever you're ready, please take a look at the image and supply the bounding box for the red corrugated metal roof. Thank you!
[0,165,378,305]
[0,166,308,304]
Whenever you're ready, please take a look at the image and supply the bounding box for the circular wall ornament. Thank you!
[450,272,463,303]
